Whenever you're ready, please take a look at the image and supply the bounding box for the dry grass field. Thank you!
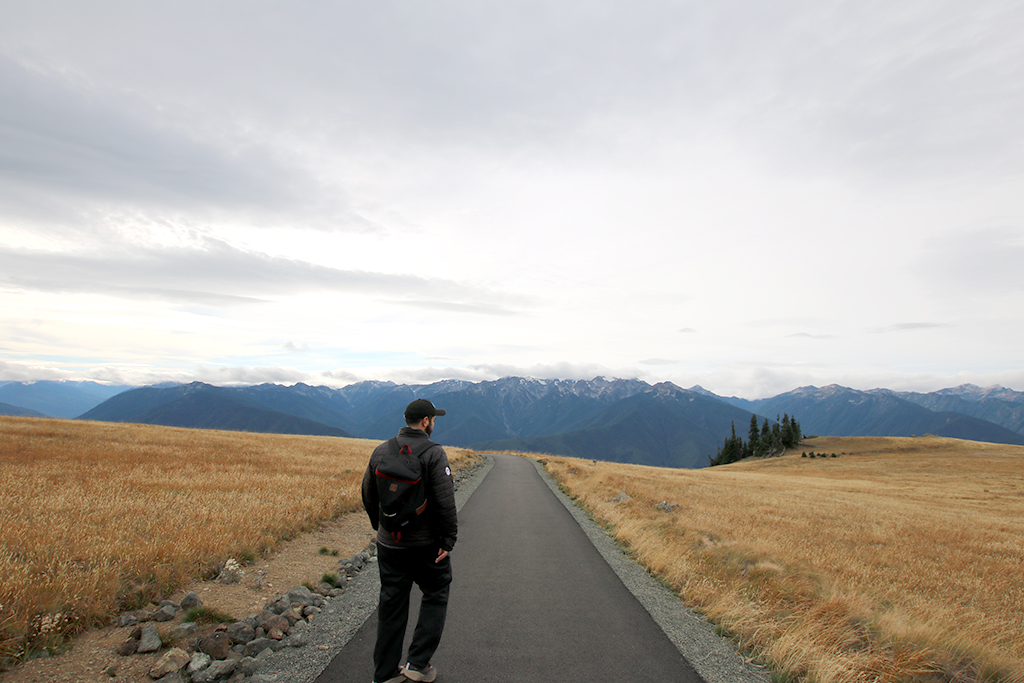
[539,437,1024,683]
[0,416,477,667]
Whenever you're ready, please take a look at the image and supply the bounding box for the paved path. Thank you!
[315,454,704,682]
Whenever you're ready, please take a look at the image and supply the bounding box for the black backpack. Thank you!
[375,438,434,542]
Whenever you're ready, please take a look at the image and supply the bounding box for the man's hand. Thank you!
[436,548,449,563]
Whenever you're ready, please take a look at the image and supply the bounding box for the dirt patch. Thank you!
[0,512,375,683]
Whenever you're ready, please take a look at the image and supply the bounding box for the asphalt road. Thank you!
[315,454,704,683]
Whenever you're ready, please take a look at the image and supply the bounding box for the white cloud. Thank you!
[0,1,1022,397]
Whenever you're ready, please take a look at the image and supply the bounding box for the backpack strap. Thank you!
[387,437,437,459]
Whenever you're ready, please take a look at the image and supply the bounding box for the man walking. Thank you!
[361,399,458,683]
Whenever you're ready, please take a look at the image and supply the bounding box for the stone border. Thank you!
[530,458,771,683]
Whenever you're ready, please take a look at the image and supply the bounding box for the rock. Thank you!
[285,586,316,607]
[281,606,303,625]
[180,592,202,610]
[149,647,190,679]
[267,627,285,641]
[153,604,178,622]
[302,605,321,618]
[116,637,139,657]
[227,621,255,644]
[243,638,274,657]
[137,624,162,654]
[192,658,236,683]
[266,596,288,615]
[199,631,232,660]
[654,501,679,512]
[170,621,198,640]
[259,614,289,636]
[217,558,244,585]
[611,492,631,503]
[155,673,183,683]
[118,614,138,628]
[313,582,334,596]
[237,656,259,677]
[188,651,212,676]
[283,632,306,648]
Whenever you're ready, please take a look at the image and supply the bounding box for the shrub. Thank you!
[183,606,234,624]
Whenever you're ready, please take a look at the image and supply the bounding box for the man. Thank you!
[361,399,458,683]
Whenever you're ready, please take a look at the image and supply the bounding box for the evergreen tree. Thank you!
[710,413,805,466]
[780,414,793,447]
[748,414,761,457]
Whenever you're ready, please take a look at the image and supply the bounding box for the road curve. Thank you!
[315,454,706,682]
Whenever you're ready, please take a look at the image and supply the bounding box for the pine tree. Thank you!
[711,414,804,466]
[780,414,793,448]
[748,414,761,457]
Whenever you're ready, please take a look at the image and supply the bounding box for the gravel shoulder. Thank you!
[529,458,770,683]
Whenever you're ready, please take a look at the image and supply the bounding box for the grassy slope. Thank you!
[539,436,1024,683]
[0,416,477,664]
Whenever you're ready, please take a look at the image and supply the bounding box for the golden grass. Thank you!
[537,437,1024,683]
[0,416,477,664]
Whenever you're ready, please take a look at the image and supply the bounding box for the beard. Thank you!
[425,418,434,436]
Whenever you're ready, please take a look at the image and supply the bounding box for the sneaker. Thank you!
[401,663,437,682]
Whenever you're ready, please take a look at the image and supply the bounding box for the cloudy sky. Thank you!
[1,1,1022,398]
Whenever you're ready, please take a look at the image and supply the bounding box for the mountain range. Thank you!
[0,380,130,418]
[2,378,1023,468]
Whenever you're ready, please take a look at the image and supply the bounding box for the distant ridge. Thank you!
[473,382,758,468]
[740,384,1024,445]
[0,401,47,418]
[79,383,353,438]
[0,380,130,418]
[7,377,1021,468]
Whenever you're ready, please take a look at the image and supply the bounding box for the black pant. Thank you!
[374,544,453,682]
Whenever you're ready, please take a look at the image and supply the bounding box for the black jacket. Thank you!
[361,427,458,551]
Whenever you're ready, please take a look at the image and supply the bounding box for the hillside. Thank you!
[79,383,353,437]
[541,436,1024,682]
[883,386,1024,436]
[742,384,1024,444]
[0,401,46,418]
[0,415,480,674]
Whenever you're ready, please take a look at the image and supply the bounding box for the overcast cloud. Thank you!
[1,1,1022,398]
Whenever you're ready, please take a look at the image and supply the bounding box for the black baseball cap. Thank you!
[405,398,446,422]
